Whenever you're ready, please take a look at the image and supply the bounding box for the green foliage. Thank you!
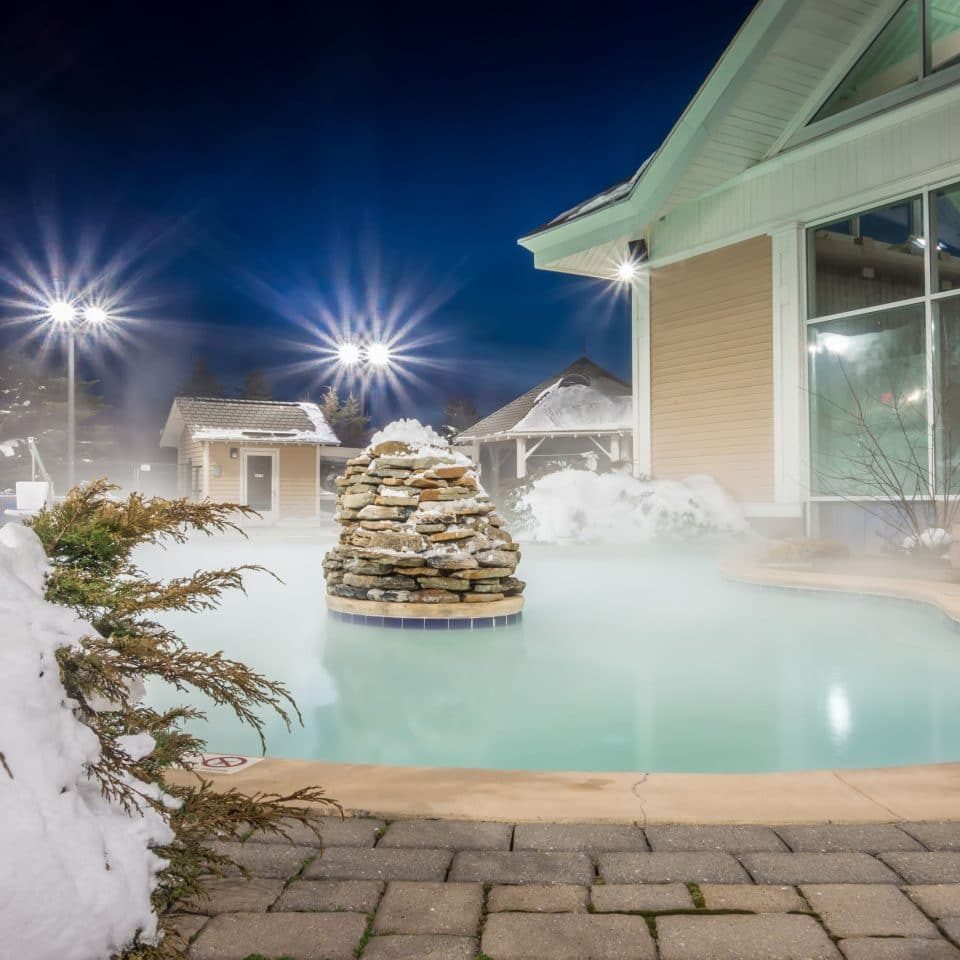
[176,356,228,398]
[320,386,371,447]
[28,480,340,959]
[238,369,273,401]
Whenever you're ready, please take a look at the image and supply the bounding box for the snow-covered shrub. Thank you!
[0,522,173,959]
[507,467,748,543]
[902,527,953,556]
[4,481,339,959]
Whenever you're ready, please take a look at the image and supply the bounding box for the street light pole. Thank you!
[67,325,76,490]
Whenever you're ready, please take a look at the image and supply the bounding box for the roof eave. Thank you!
[518,0,799,271]
[159,402,184,448]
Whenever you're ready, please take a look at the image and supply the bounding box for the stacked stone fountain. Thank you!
[323,421,524,622]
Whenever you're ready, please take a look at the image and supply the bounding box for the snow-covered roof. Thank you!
[160,397,340,448]
[457,357,631,442]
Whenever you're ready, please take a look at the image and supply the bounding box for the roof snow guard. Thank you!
[456,357,631,443]
[160,397,340,447]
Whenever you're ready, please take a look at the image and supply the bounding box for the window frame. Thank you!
[791,0,960,152]
[806,176,960,501]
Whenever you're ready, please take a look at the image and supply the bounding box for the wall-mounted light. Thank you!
[229,447,239,459]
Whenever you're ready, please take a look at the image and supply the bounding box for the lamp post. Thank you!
[49,300,107,490]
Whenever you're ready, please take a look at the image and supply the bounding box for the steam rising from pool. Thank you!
[142,531,960,773]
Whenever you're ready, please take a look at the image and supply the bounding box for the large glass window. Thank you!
[807,180,960,498]
[809,307,927,495]
[814,1,921,122]
[807,196,925,318]
[929,0,960,71]
[811,0,960,125]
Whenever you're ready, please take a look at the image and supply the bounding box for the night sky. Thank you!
[0,1,756,443]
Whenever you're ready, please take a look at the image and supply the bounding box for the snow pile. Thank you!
[368,419,469,462]
[0,524,173,960]
[902,527,952,552]
[370,418,448,449]
[0,438,19,457]
[509,468,748,543]
[511,383,632,433]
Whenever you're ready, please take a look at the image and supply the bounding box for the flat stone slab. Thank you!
[906,884,960,919]
[449,851,593,885]
[598,852,749,884]
[777,824,922,853]
[189,911,367,960]
[246,816,383,848]
[513,823,648,853]
[303,847,451,881]
[699,884,807,913]
[903,823,960,852]
[881,853,960,884]
[361,934,478,959]
[205,840,316,879]
[801,884,939,938]
[839,938,960,959]
[487,884,588,913]
[378,819,512,850]
[373,881,483,936]
[646,825,786,853]
[656,914,841,960]
[741,853,899,885]
[272,879,384,913]
[161,913,207,947]
[180,877,283,915]
[481,912,656,959]
[591,883,693,912]
[942,918,960,946]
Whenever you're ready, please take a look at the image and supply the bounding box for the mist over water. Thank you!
[142,531,960,773]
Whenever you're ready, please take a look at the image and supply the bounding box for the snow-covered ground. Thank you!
[508,468,749,543]
[0,524,172,960]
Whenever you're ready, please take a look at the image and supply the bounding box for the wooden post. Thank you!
[516,436,527,479]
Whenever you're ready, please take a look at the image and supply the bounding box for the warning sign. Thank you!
[192,753,264,775]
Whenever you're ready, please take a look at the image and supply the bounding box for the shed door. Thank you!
[245,455,273,511]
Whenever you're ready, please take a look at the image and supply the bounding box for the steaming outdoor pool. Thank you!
[143,531,960,774]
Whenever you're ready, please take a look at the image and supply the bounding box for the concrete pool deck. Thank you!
[166,758,960,825]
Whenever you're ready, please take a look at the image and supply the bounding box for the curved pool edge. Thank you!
[164,757,960,825]
[721,557,960,624]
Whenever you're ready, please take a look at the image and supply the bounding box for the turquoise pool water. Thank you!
[143,531,960,773]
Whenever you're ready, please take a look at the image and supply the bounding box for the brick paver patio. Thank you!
[167,818,960,959]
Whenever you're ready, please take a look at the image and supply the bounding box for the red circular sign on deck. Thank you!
[202,755,247,769]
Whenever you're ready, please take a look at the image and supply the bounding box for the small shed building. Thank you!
[160,397,341,521]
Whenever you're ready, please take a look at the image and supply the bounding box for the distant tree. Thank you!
[177,356,227,398]
[238,368,272,401]
[442,395,479,438]
[0,350,108,492]
[319,386,371,448]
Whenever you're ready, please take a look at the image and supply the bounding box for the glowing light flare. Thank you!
[366,341,392,367]
[615,261,639,283]
[336,340,362,365]
[49,300,75,325]
[827,685,852,744]
[83,305,108,325]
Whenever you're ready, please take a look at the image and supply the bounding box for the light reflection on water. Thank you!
[142,532,960,773]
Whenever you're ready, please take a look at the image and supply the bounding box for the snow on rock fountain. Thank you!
[323,419,524,626]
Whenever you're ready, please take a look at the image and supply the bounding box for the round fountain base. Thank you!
[327,594,523,629]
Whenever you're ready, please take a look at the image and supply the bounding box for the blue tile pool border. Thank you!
[328,608,522,629]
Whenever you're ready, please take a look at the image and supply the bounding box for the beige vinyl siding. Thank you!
[204,441,319,517]
[650,235,774,502]
[178,427,204,498]
[278,445,318,518]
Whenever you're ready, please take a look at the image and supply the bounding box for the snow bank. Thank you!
[510,468,748,543]
[511,383,632,433]
[0,524,173,960]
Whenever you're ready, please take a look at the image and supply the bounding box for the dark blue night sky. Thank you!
[0,1,755,439]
